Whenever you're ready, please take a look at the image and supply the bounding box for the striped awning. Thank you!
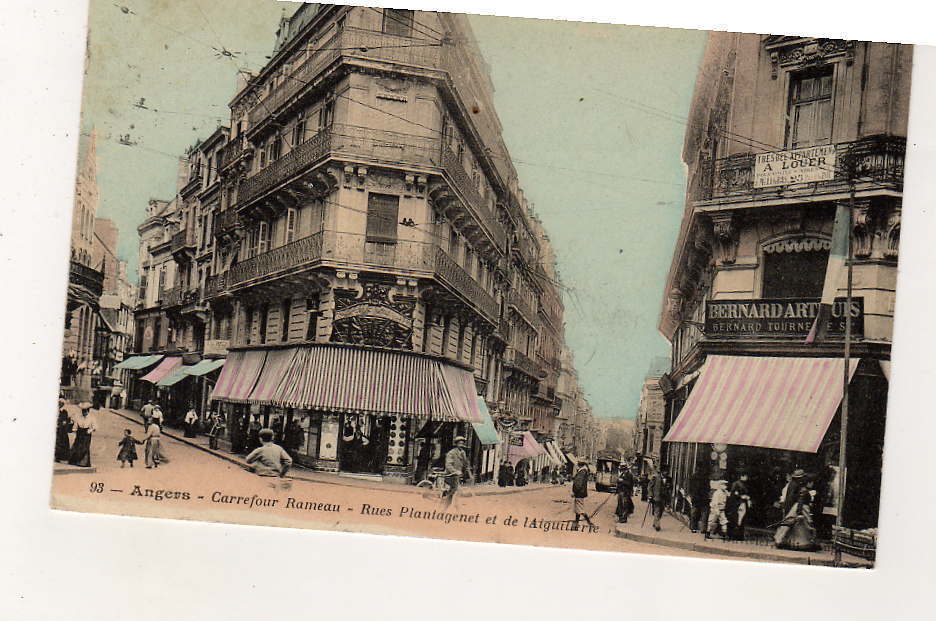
[156,365,193,387]
[140,357,182,384]
[250,348,302,403]
[471,397,499,445]
[210,350,267,402]
[115,354,163,370]
[508,431,547,464]
[545,441,565,466]
[186,358,226,376]
[663,356,859,453]
[250,345,482,422]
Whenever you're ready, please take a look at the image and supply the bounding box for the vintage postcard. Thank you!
[51,0,912,568]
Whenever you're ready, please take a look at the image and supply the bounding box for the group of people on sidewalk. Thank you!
[55,399,96,467]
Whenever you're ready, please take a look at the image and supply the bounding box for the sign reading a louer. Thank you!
[753,145,836,188]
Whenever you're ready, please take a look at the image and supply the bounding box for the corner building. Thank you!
[204,5,567,482]
[659,34,909,532]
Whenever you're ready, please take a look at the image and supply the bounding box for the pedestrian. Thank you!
[774,488,819,550]
[184,406,198,438]
[648,465,672,532]
[615,465,635,523]
[142,418,166,468]
[688,469,710,534]
[67,403,95,467]
[116,428,143,468]
[781,469,807,516]
[245,428,293,477]
[515,460,528,487]
[571,460,594,530]
[727,473,752,540]
[441,436,473,509]
[638,470,649,502]
[151,404,164,429]
[705,479,730,539]
[208,412,225,450]
[141,399,155,427]
[54,399,73,463]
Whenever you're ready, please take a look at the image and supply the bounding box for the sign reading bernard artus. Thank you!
[705,297,864,337]
[754,145,836,188]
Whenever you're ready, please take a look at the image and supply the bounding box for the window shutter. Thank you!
[286,208,297,243]
[258,221,270,253]
[366,194,399,243]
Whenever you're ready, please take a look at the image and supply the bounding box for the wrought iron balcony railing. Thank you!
[69,260,105,298]
[238,130,332,207]
[441,147,507,250]
[433,247,499,321]
[508,289,537,325]
[228,232,324,288]
[706,135,905,201]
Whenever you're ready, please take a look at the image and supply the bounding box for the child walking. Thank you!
[117,429,143,468]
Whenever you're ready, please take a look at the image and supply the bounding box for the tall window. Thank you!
[788,66,834,148]
[259,305,269,344]
[258,221,271,254]
[280,298,291,342]
[382,9,414,37]
[305,296,320,341]
[366,193,399,243]
[317,101,334,131]
[293,111,307,146]
[285,208,297,244]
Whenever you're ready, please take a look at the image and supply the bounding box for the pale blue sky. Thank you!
[81,1,706,419]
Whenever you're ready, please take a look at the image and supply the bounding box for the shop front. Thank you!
[210,344,484,483]
[663,355,888,533]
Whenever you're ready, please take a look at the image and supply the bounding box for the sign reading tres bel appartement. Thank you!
[753,145,837,188]
[705,297,864,338]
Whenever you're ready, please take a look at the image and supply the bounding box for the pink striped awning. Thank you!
[663,356,859,453]
[210,350,267,403]
[507,431,547,465]
[249,348,301,404]
[140,357,182,384]
[265,345,480,422]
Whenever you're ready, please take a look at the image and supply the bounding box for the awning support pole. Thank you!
[835,186,856,564]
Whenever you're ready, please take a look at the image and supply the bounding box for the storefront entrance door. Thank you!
[338,414,389,474]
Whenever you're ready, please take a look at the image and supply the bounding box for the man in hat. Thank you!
[648,465,672,531]
[442,436,473,509]
[571,460,594,530]
[245,428,293,477]
[781,469,808,516]
[141,399,155,427]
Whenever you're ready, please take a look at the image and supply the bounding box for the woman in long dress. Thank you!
[54,401,73,462]
[67,404,95,467]
[774,488,819,550]
[183,408,198,438]
[143,420,167,468]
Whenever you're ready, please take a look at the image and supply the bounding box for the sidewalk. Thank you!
[109,408,554,498]
[613,496,872,568]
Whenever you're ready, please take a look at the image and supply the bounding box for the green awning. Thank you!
[156,365,193,387]
[114,354,164,370]
[185,358,226,376]
[471,397,499,446]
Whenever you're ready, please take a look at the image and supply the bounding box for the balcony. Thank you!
[441,147,507,249]
[433,247,499,322]
[170,230,195,261]
[704,135,905,203]
[162,285,183,308]
[247,31,343,128]
[204,272,229,299]
[218,138,245,171]
[68,260,104,299]
[505,347,547,380]
[228,232,324,289]
[508,289,537,327]
[247,27,443,130]
[239,130,333,207]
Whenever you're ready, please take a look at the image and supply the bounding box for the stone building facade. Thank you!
[659,34,910,531]
[128,6,593,482]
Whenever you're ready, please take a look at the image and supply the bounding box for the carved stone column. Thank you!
[851,198,874,259]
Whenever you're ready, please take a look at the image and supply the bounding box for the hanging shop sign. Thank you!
[705,297,863,338]
[753,144,836,188]
[509,433,525,447]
